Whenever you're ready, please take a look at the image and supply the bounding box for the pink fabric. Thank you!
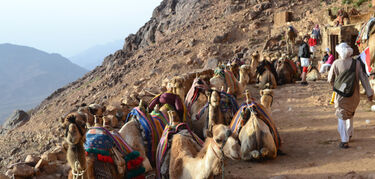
[325,54,335,65]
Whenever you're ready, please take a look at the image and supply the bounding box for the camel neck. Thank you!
[201,141,222,177]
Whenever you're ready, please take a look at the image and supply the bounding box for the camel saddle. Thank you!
[156,123,203,179]
[229,102,282,150]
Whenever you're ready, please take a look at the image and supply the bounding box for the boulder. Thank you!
[2,110,30,131]
[204,58,219,70]
[41,152,57,162]
[25,155,41,166]
[11,164,35,177]
[0,173,9,179]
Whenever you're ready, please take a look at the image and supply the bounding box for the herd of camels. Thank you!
[61,18,375,179]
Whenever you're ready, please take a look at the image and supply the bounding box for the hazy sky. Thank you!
[0,0,162,57]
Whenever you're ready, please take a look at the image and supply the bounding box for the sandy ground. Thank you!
[226,81,375,179]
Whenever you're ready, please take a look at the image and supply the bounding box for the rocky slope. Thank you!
[0,44,87,124]
[0,0,373,177]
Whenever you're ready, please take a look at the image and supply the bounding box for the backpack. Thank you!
[333,59,357,97]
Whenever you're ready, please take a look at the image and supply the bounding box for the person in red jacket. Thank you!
[308,34,317,59]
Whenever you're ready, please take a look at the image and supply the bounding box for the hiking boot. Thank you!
[301,81,308,85]
[339,142,349,149]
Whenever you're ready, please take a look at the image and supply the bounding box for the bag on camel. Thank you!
[333,59,356,97]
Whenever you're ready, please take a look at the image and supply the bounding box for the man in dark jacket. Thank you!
[298,36,311,85]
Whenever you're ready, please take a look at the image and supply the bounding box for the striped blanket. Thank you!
[185,78,209,117]
[214,67,238,93]
[156,123,203,179]
[229,102,281,149]
[126,107,163,163]
[196,91,239,122]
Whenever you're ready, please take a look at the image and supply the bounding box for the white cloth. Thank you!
[337,118,353,142]
[310,46,316,53]
[319,64,332,73]
[301,57,310,67]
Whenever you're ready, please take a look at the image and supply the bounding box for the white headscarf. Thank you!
[335,42,353,60]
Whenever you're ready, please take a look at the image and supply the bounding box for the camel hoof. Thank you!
[260,148,269,157]
[251,150,260,159]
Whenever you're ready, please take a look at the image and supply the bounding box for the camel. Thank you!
[77,103,106,127]
[119,101,171,173]
[256,60,278,89]
[118,101,154,172]
[62,112,89,179]
[228,61,240,80]
[210,65,245,98]
[103,102,129,127]
[230,91,281,161]
[306,65,320,81]
[260,89,274,114]
[167,124,240,179]
[239,64,251,85]
[249,51,260,83]
[191,88,239,139]
[285,26,297,55]
[275,59,296,85]
[357,18,375,71]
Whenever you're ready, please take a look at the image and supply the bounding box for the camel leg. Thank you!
[262,133,277,159]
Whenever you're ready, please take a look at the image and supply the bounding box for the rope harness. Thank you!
[72,161,86,179]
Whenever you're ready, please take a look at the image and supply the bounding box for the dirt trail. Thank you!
[226,81,375,179]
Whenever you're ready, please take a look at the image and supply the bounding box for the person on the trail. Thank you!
[308,34,317,59]
[319,48,335,73]
[335,9,349,26]
[298,36,311,85]
[312,24,321,43]
[328,43,373,149]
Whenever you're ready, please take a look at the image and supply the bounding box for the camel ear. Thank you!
[260,90,264,96]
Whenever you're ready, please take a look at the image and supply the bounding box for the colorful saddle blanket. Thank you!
[196,91,239,122]
[156,123,203,179]
[84,127,145,179]
[126,107,164,163]
[229,102,281,149]
[357,18,375,44]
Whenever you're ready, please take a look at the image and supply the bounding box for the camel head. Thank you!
[63,113,87,145]
[260,89,274,110]
[103,115,118,129]
[212,124,240,160]
[239,65,251,84]
[168,110,180,126]
[167,76,186,101]
[206,89,221,108]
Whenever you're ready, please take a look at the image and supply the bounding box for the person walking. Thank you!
[328,43,373,149]
[312,24,321,43]
[298,36,311,85]
[319,48,335,73]
[308,34,317,59]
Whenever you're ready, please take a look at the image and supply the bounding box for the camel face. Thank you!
[212,124,240,160]
[63,114,86,145]
[239,65,251,84]
[209,90,221,107]
[66,123,83,145]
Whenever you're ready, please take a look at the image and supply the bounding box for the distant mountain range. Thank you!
[0,43,87,124]
[69,40,123,70]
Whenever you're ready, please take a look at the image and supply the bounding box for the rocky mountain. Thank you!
[0,43,87,124]
[1,0,373,177]
[69,40,123,70]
